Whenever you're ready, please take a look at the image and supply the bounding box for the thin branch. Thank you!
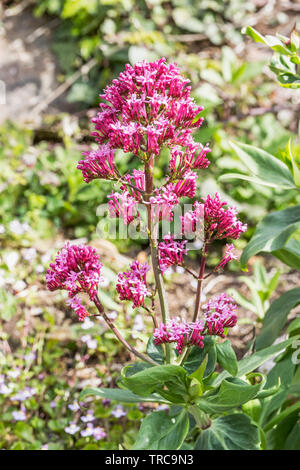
[93,295,158,366]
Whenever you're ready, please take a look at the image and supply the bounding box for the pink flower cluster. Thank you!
[77,144,117,183]
[154,293,237,354]
[107,190,140,225]
[91,58,205,157]
[203,293,238,338]
[215,244,237,271]
[116,260,151,308]
[120,169,145,201]
[158,235,188,273]
[154,318,205,354]
[169,142,211,177]
[46,243,103,320]
[182,193,247,242]
[167,171,198,199]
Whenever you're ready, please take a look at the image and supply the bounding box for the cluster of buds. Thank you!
[116,261,151,308]
[46,243,104,321]
[154,294,237,353]
[89,58,205,157]
[158,235,188,274]
[182,193,247,243]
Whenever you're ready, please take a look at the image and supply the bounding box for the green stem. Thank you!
[192,244,208,323]
[144,157,171,363]
[189,405,211,429]
[94,295,158,366]
[264,401,300,432]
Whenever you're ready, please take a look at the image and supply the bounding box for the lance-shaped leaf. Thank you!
[256,287,300,350]
[216,340,238,376]
[197,376,265,413]
[273,238,300,270]
[132,409,189,450]
[146,335,164,365]
[78,387,167,403]
[240,205,300,269]
[242,26,292,55]
[213,337,297,386]
[183,336,216,377]
[122,365,188,398]
[195,413,260,450]
[219,141,296,190]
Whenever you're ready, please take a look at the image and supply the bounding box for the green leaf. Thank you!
[277,72,300,88]
[285,422,300,450]
[287,316,300,335]
[242,26,292,55]
[219,172,292,188]
[183,336,216,377]
[240,205,300,269]
[273,238,300,270]
[288,139,300,186]
[258,354,295,426]
[197,376,265,413]
[190,354,208,383]
[146,335,164,365]
[79,387,165,403]
[14,422,35,443]
[195,414,260,450]
[256,287,300,350]
[214,337,297,386]
[132,410,189,450]
[122,365,188,398]
[225,141,295,190]
[216,340,238,376]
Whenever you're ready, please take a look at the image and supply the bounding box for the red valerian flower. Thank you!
[90,58,205,157]
[46,243,104,321]
[203,293,238,338]
[77,144,117,183]
[158,234,188,274]
[154,318,205,354]
[181,193,247,242]
[46,243,103,300]
[116,260,151,308]
[153,293,237,353]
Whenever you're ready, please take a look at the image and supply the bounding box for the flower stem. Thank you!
[144,157,171,363]
[192,243,208,323]
[189,405,211,429]
[94,295,158,366]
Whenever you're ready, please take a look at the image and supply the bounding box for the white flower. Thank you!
[0,383,14,395]
[81,411,95,423]
[80,423,94,437]
[7,369,20,379]
[13,280,27,292]
[175,266,185,274]
[87,339,97,349]
[68,401,80,412]
[22,248,37,261]
[9,220,25,235]
[12,410,26,421]
[36,265,45,273]
[81,334,91,343]
[3,251,19,270]
[64,422,80,435]
[81,318,94,330]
